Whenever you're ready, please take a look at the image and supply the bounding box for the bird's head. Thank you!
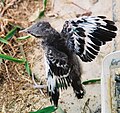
[21,21,58,38]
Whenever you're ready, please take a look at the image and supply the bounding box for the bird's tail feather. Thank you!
[71,74,85,99]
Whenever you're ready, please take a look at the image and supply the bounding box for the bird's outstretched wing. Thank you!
[61,16,117,62]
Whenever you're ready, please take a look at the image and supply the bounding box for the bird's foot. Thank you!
[32,73,47,96]
[33,84,47,89]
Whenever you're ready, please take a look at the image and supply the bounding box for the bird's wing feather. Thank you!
[61,16,117,62]
[46,46,70,77]
[45,46,72,106]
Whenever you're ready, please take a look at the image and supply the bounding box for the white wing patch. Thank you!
[44,54,55,92]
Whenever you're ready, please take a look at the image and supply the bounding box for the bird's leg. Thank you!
[32,73,47,96]
[33,85,47,89]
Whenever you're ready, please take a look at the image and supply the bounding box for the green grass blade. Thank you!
[0,37,9,44]
[25,61,31,76]
[82,78,101,85]
[39,10,45,18]
[5,27,18,40]
[43,0,47,9]
[29,106,57,113]
[0,54,25,63]
[17,36,31,40]
[38,0,47,18]
[9,23,22,29]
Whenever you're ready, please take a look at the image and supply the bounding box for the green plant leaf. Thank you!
[0,54,25,63]
[39,10,45,18]
[82,78,101,85]
[43,0,47,9]
[17,36,31,40]
[9,23,22,29]
[29,106,57,113]
[38,0,47,18]
[25,61,31,76]
[5,27,18,40]
[0,37,9,44]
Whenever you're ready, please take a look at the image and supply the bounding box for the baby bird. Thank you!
[24,16,117,107]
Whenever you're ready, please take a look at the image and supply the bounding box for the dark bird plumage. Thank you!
[24,16,117,107]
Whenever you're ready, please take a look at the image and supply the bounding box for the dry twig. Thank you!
[82,98,93,113]
[1,0,18,16]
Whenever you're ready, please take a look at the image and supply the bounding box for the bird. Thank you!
[23,16,117,107]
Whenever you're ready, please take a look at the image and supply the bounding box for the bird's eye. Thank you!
[37,23,42,27]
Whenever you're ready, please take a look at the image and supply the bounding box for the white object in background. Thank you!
[101,51,120,113]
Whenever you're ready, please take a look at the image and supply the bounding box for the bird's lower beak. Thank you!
[19,28,28,33]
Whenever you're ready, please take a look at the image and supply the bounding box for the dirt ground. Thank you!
[0,0,120,113]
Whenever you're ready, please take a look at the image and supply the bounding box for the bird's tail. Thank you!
[68,60,85,99]
[71,74,85,99]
